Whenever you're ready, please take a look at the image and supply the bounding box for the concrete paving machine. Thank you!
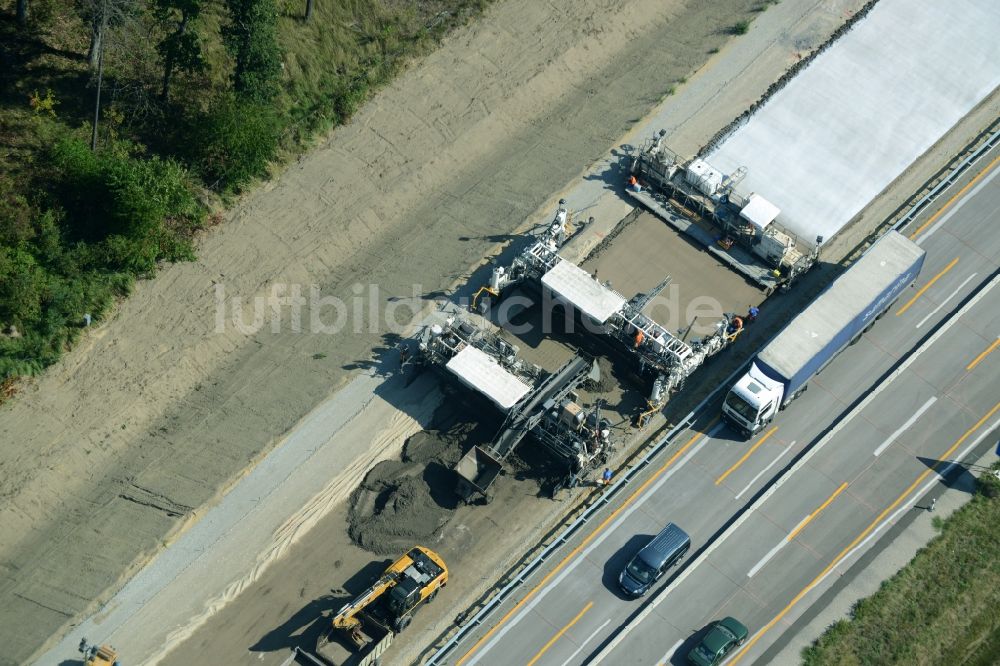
[306,547,448,666]
[417,315,610,502]
[629,129,820,294]
[470,213,743,419]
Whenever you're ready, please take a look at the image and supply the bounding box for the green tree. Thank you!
[185,94,279,190]
[156,0,206,101]
[50,136,201,271]
[0,247,46,327]
[0,181,35,247]
[80,0,136,70]
[222,0,282,103]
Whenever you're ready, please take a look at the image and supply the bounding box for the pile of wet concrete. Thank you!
[347,405,499,555]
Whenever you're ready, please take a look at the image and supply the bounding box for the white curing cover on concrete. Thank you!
[446,346,531,411]
[740,193,781,231]
[707,0,1000,244]
[542,259,626,324]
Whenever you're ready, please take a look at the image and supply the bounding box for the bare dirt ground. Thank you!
[1,0,772,662]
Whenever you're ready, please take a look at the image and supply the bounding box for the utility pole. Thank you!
[91,28,105,151]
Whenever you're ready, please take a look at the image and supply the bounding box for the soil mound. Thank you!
[585,356,618,394]
[348,408,501,554]
[347,461,452,555]
[403,429,463,467]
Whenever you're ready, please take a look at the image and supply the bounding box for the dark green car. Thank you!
[686,617,749,666]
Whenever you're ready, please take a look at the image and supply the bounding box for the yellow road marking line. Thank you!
[966,336,1000,371]
[716,427,778,486]
[909,154,1000,239]
[896,257,959,316]
[788,482,848,541]
[730,398,1000,664]
[455,419,719,665]
[525,601,593,666]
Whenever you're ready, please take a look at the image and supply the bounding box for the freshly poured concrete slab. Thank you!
[582,212,765,336]
[707,0,1000,244]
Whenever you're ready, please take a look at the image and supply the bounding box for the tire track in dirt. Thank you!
[1,0,763,661]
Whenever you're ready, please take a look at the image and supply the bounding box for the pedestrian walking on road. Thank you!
[928,497,937,512]
[747,305,759,323]
[601,467,613,486]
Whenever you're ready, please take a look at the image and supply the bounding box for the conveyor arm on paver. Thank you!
[454,355,597,502]
[488,355,595,460]
[628,275,672,313]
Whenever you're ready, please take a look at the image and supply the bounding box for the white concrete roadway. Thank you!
[708,0,1000,246]
[443,154,1000,666]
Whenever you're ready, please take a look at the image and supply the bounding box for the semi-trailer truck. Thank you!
[722,231,926,437]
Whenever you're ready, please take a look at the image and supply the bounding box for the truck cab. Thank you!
[722,363,783,437]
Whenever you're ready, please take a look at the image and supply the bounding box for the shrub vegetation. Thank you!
[0,0,490,386]
[803,463,1000,666]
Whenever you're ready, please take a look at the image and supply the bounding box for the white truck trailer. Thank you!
[722,231,926,437]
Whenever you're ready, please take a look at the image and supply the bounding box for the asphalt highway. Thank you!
[442,153,1000,666]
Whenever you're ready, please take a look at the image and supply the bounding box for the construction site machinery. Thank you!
[417,315,609,502]
[472,215,743,415]
[78,638,120,666]
[629,129,820,294]
[310,547,448,666]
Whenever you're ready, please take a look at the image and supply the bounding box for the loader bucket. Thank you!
[454,446,503,503]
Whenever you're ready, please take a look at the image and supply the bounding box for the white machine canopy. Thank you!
[541,260,627,325]
[445,346,531,411]
[739,193,781,231]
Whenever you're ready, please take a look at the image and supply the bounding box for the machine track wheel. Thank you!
[395,614,412,632]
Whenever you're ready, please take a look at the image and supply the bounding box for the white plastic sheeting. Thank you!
[708,0,1000,244]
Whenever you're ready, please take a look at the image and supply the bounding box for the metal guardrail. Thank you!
[891,125,1000,232]
[587,267,1000,665]
[420,421,686,665]
[579,131,1000,665]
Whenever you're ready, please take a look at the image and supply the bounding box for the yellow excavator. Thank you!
[305,546,448,666]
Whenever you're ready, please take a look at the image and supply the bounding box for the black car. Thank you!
[618,523,690,597]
